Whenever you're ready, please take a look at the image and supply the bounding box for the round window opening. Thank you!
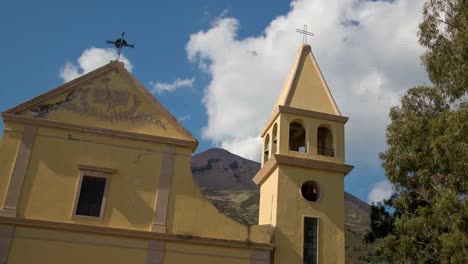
[301,181,322,202]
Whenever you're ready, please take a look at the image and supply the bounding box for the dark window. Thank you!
[264,134,270,163]
[317,127,334,157]
[290,121,306,152]
[303,217,318,264]
[301,181,321,202]
[272,124,278,154]
[76,176,106,217]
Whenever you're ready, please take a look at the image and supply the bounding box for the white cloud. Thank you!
[178,115,191,121]
[60,47,133,82]
[368,180,393,203]
[219,136,263,161]
[149,78,195,94]
[186,0,428,164]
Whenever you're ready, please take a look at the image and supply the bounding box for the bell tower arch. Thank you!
[253,45,353,264]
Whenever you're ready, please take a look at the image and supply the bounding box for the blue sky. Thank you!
[1,0,429,202]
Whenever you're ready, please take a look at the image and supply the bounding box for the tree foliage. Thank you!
[419,0,468,99]
[367,0,468,263]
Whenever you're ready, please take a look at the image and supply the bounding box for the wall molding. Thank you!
[253,154,354,185]
[146,239,165,264]
[0,224,14,264]
[151,145,175,233]
[0,125,37,217]
[0,216,274,250]
[2,113,198,151]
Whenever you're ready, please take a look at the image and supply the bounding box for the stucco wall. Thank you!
[275,165,345,263]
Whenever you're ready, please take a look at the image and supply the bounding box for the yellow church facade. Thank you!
[0,44,352,263]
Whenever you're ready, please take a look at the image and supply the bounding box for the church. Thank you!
[0,44,353,263]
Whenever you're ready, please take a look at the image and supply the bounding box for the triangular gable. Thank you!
[274,45,341,115]
[3,61,198,149]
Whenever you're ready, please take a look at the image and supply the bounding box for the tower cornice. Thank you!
[252,154,353,185]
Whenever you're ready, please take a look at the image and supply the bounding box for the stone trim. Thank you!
[279,106,348,124]
[253,154,353,185]
[259,107,280,138]
[250,249,270,264]
[77,164,117,174]
[0,216,274,250]
[2,113,198,151]
[146,239,165,264]
[252,157,278,185]
[0,224,14,264]
[274,154,353,174]
[0,125,37,217]
[151,145,175,233]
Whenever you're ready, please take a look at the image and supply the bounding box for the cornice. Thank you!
[0,216,275,250]
[2,113,198,151]
[253,154,353,185]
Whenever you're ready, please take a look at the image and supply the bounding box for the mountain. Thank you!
[191,148,259,190]
[191,148,375,263]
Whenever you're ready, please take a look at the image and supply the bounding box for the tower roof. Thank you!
[261,44,343,136]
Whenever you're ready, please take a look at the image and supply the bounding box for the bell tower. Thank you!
[253,45,353,263]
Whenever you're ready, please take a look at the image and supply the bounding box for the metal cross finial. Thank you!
[106,32,135,61]
[296,25,314,44]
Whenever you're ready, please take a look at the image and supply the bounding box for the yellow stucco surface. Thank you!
[258,169,278,226]
[275,166,345,263]
[16,126,162,230]
[164,242,251,264]
[7,227,148,264]
[287,50,339,116]
[0,123,23,207]
[18,67,193,142]
[6,226,257,264]
[166,148,270,242]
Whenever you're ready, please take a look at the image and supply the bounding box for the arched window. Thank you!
[289,121,306,152]
[272,123,278,154]
[264,134,270,163]
[317,126,334,157]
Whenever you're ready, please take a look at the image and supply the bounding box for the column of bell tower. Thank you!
[253,44,353,264]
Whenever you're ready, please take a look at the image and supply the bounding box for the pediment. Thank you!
[3,61,197,149]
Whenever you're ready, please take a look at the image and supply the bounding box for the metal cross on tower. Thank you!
[296,25,314,44]
[106,32,135,61]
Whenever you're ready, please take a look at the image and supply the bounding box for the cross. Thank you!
[106,32,135,61]
[296,25,314,44]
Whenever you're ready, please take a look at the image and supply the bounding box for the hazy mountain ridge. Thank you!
[191,148,374,263]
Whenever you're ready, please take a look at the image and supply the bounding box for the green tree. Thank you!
[419,0,468,100]
[367,0,468,263]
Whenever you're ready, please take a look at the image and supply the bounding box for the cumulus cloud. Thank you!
[186,0,428,162]
[60,47,133,82]
[368,180,393,203]
[149,78,195,94]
